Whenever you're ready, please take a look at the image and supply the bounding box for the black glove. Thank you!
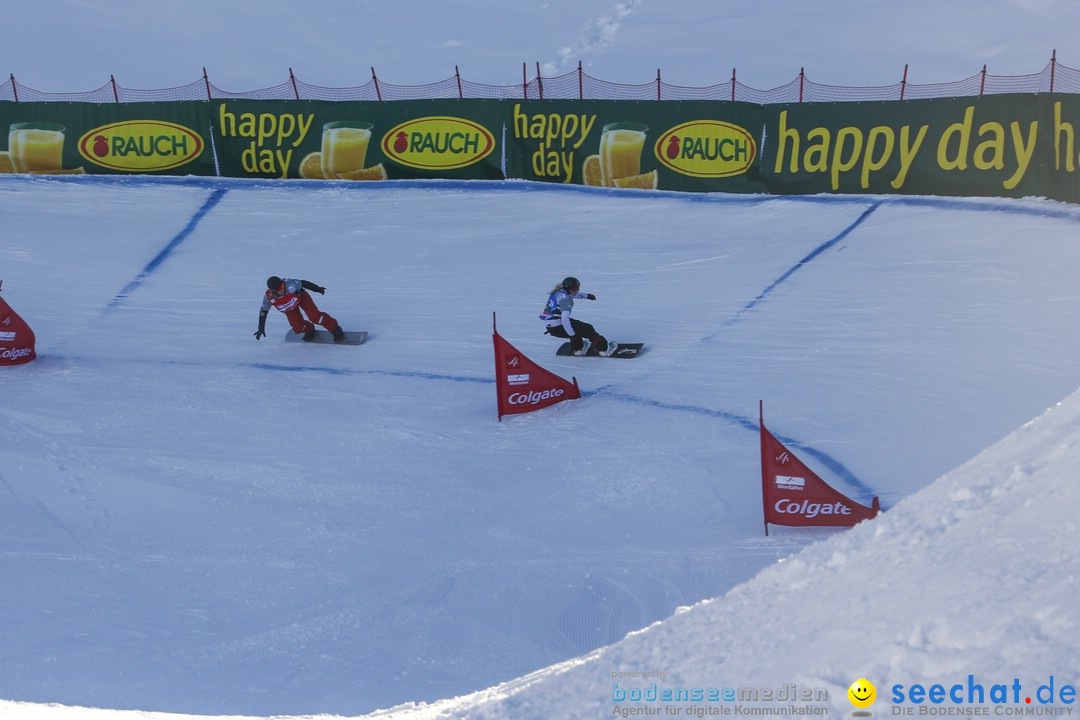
[313,285,325,294]
[254,329,265,340]
[586,293,596,300]
[255,311,267,340]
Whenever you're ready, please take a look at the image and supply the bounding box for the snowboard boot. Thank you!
[573,338,592,356]
[302,328,317,342]
[332,326,345,344]
[599,340,619,357]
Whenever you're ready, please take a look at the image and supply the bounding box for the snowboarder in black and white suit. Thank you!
[540,276,615,356]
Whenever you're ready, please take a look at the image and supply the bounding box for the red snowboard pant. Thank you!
[284,293,339,335]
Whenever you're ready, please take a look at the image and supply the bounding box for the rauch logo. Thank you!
[78,120,204,172]
[381,116,495,170]
[654,120,756,178]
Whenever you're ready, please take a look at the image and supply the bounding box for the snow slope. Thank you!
[1,176,1079,720]
[368,383,1080,720]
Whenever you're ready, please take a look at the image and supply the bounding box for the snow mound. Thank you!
[369,389,1080,720]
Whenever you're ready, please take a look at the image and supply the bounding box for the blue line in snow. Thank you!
[240,361,872,501]
[587,386,872,499]
[106,188,228,309]
[246,362,490,385]
[722,201,882,327]
[46,351,872,498]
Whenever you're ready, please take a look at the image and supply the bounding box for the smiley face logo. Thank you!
[848,678,876,709]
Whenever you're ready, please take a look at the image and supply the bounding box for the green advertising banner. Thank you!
[0,101,214,177]
[504,100,771,193]
[759,94,1080,204]
[211,99,506,181]
[5,95,1080,204]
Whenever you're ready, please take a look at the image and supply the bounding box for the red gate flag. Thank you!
[493,312,580,420]
[0,281,36,366]
[759,402,878,535]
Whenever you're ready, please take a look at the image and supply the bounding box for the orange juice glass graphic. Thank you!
[599,122,647,187]
[321,121,373,177]
[9,123,65,173]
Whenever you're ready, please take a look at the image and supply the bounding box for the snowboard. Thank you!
[284,329,368,345]
[556,341,644,359]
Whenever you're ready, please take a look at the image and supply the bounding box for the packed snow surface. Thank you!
[1,176,1078,719]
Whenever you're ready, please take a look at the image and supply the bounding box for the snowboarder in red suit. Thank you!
[255,276,345,343]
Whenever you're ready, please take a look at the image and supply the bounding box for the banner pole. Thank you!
[492,311,501,421]
[760,400,769,536]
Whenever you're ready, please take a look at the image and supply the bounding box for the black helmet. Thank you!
[562,276,580,292]
[267,276,283,291]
